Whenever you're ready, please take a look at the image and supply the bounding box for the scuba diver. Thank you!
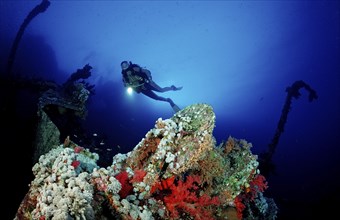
[120,61,182,112]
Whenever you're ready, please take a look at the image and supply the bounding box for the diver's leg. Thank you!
[148,81,182,93]
[141,90,170,102]
[141,90,181,112]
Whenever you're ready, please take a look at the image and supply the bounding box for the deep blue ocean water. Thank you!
[1,1,339,219]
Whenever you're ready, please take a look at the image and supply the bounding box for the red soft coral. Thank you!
[130,169,147,183]
[115,171,133,199]
[251,174,268,191]
[248,174,268,201]
[74,146,84,153]
[163,175,220,220]
[151,176,175,194]
[71,160,80,168]
[234,174,269,219]
[234,195,246,219]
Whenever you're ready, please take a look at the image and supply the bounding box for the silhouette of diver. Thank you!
[121,61,182,112]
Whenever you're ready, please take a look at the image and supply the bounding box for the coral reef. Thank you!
[15,103,278,220]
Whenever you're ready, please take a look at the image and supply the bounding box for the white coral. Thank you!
[30,146,95,219]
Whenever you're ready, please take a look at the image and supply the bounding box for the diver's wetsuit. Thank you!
[121,62,181,112]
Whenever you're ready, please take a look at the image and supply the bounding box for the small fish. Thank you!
[73,134,78,138]
[106,148,112,151]
[117,145,121,149]
[93,133,98,137]
[100,140,105,145]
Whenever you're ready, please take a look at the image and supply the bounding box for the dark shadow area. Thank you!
[0,89,38,220]
[14,34,61,83]
[0,32,76,219]
[0,31,62,219]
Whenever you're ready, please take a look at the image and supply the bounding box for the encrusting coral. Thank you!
[14,103,278,220]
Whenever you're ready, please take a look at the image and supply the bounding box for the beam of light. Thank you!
[127,87,133,95]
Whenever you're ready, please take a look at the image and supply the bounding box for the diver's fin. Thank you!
[171,104,181,113]
[171,85,183,91]
[175,86,183,91]
[167,98,181,113]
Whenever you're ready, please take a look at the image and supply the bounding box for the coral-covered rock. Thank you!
[14,103,278,220]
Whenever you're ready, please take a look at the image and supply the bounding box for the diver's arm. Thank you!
[141,68,152,81]
[134,68,151,83]
[122,75,131,87]
[123,73,145,89]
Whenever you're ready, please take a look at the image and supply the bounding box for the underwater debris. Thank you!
[32,64,95,162]
[14,103,278,220]
[259,80,318,176]
[6,0,51,76]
